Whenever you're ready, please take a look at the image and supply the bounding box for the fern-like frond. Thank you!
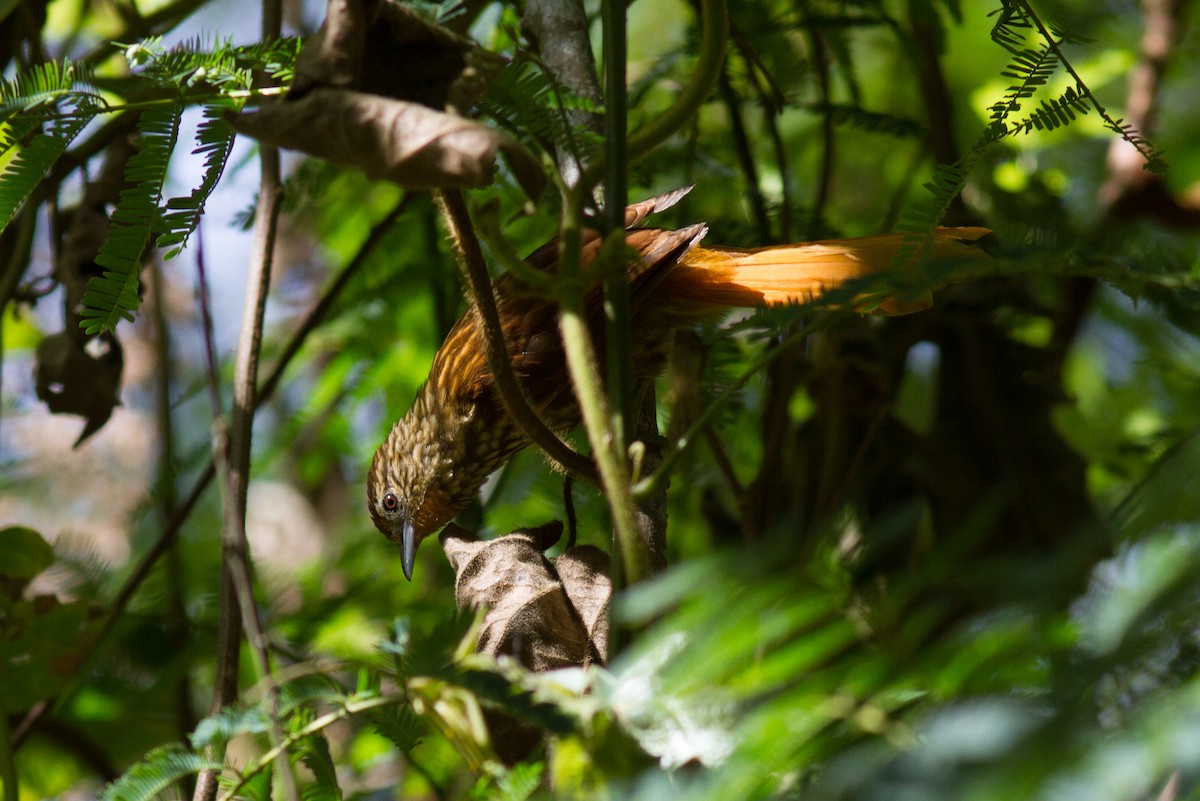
[365,704,424,753]
[0,60,105,235]
[478,57,603,167]
[1007,85,1091,135]
[158,99,242,258]
[0,60,104,120]
[0,112,91,234]
[989,44,1060,123]
[79,107,181,335]
[278,674,347,717]
[811,103,925,139]
[294,733,342,801]
[988,2,1036,55]
[190,705,271,749]
[99,745,218,801]
[123,35,300,94]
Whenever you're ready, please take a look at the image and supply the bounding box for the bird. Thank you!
[368,187,991,579]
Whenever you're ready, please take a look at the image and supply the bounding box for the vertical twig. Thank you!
[803,23,834,238]
[437,189,597,482]
[601,0,632,448]
[556,189,649,589]
[579,0,728,190]
[195,2,294,799]
[148,258,196,752]
[521,0,603,183]
[13,202,408,753]
[716,63,772,241]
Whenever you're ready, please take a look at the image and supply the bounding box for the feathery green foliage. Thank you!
[293,728,342,801]
[0,62,103,234]
[190,705,272,749]
[99,745,219,801]
[478,57,604,167]
[157,100,242,259]
[78,108,182,335]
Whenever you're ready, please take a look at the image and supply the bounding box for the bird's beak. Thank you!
[401,516,417,582]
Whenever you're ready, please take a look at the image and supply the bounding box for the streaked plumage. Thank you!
[368,189,990,579]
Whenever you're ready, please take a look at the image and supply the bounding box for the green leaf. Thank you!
[79,107,181,334]
[157,99,242,259]
[0,525,54,580]
[100,745,218,801]
[365,704,423,753]
[190,705,271,749]
[0,109,94,235]
[295,733,342,801]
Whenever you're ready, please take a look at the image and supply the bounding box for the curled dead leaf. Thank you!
[34,331,123,446]
[294,0,502,111]
[553,545,611,664]
[440,522,612,765]
[230,89,544,199]
[440,522,591,671]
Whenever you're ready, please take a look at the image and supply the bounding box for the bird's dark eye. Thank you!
[382,492,399,513]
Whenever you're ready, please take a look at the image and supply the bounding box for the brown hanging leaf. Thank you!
[34,331,123,447]
[439,522,590,672]
[236,0,536,198]
[230,89,544,199]
[293,0,503,111]
[291,0,367,92]
[440,522,613,765]
[553,545,611,664]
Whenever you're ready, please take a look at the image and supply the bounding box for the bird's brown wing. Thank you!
[517,186,696,274]
[448,189,703,413]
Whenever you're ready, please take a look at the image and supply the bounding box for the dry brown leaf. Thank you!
[553,545,611,664]
[294,0,502,110]
[440,523,590,672]
[231,89,543,199]
[292,0,367,91]
[245,0,536,197]
[34,332,123,447]
[439,522,613,765]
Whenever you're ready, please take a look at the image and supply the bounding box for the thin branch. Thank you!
[601,0,633,447]
[716,62,772,241]
[556,188,649,588]
[12,201,409,751]
[437,188,598,482]
[197,86,299,801]
[578,0,728,192]
[521,0,603,184]
[803,23,834,239]
[148,256,196,751]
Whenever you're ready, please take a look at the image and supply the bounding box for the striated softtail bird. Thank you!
[368,188,990,579]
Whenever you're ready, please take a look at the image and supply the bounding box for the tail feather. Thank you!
[673,227,991,315]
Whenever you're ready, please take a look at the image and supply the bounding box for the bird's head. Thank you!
[367,394,475,580]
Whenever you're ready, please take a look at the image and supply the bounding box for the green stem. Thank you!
[469,200,553,290]
[601,0,632,446]
[216,696,399,801]
[439,189,598,482]
[39,86,286,121]
[578,0,728,192]
[556,189,650,588]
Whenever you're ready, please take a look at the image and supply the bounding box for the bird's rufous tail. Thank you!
[669,227,992,315]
